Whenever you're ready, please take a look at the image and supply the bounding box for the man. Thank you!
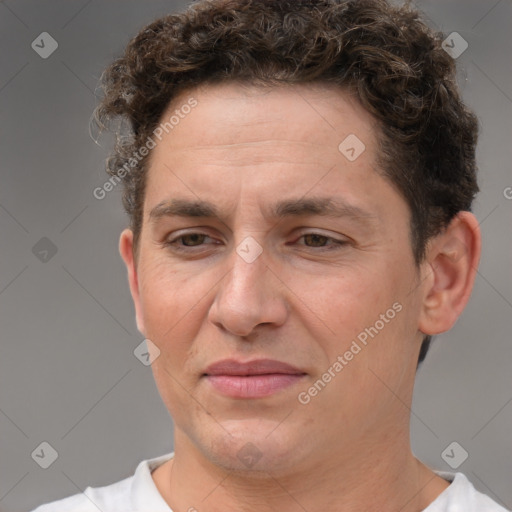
[31,0,509,510]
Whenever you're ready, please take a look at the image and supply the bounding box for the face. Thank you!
[121,82,429,474]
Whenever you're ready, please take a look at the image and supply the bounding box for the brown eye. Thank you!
[298,233,347,250]
[179,233,208,247]
[164,232,216,252]
[302,233,330,247]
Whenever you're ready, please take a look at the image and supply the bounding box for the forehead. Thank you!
[156,81,378,153]
[141,81,407,228]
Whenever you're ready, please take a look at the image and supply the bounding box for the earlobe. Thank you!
[119,228,145,335]
[418,212,481,336]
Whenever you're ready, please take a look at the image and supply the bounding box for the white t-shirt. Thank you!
[30,451,509,512]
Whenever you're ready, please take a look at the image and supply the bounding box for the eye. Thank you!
[296,232,348,250]
[163,231,348,253]
[164,232,216,251]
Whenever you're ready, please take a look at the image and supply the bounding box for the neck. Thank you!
[153,428,450,512]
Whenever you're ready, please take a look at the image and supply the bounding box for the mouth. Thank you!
[203,374,306,399]
[202,358,307,399]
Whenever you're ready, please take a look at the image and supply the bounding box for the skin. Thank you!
[119,82,481,512]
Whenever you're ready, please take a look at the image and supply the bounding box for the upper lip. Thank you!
[203,358,305,376]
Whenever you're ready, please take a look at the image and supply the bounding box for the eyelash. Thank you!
[164,232,348,252]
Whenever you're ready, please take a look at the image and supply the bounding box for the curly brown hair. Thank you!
[94,0,479,366]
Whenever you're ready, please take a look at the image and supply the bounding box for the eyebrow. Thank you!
[149,197,378,226]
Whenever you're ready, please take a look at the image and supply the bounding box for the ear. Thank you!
[119,228,145,336]
[418,211,481,336]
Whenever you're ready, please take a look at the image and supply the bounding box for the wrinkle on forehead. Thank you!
[158,81,376,147]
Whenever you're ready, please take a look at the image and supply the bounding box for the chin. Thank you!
[200,418,307,474]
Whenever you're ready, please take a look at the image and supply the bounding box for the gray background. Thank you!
[0,1,511,511]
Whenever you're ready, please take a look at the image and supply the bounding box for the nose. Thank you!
[208,241,288,338]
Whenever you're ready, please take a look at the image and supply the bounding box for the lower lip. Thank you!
[205,373,306,398]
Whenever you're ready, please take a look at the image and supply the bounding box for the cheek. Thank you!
[296,264,415,387]
[138,256,209,337]
[136,265,211,404]
[291,266,384,347]
[138,260,211,418]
